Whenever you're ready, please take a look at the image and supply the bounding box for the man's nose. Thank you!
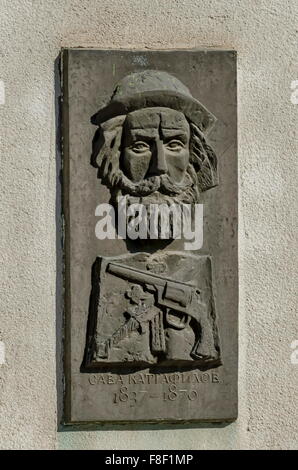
[148,138,167,176]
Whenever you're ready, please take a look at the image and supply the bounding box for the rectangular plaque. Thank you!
[63,49,238,423]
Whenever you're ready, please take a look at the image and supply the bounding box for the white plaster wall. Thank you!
[0,0,297,449]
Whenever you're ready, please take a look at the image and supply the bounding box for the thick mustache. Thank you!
[119,173,192,196]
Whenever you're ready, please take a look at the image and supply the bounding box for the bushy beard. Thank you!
[110,164,199,240]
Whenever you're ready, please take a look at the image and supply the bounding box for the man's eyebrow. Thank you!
[161,126,187,132]
[161,130,189,138]
[161,128,189,132]
[126,129,158,140]
[128,127,159,130]
[128,129,158,136]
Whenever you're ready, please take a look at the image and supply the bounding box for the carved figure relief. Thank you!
[84,70,221,368]
[85,252,220,367]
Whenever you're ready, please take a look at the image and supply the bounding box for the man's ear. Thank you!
[189,122,218,191]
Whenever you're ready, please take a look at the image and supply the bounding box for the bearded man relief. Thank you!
[84,70,221,368]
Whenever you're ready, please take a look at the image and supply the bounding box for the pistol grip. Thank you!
[150,311,166,354]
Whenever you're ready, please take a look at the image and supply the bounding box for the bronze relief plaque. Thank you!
[63,49,238,423]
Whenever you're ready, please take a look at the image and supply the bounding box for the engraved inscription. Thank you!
[88,371,220,386]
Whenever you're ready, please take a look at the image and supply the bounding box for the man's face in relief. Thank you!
[121,107,191,187]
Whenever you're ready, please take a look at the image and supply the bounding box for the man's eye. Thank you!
[166,140,184,150]
[131,142,150,152]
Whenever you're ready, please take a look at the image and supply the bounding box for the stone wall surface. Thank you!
[0,0,297,449]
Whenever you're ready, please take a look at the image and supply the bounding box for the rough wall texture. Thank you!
[0,0,297,450]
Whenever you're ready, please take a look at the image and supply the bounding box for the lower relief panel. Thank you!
[68,251,235,424]
[84,252,221,370]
